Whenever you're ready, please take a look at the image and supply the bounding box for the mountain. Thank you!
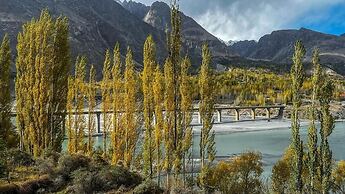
[230,28,345,75]
[121,1,238,67]
[121,0,150,20]
[0,0,168,77]
[0,0,239,78]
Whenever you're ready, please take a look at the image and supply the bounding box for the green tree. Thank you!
[319,73,334,194]
[198,44,216,188]
[307,48,321,193]
[290,40,305,193]
[0,34,15,148]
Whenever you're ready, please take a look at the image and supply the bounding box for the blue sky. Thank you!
[125,0,345,41]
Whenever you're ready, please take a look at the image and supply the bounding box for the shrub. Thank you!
[43,149,61,163]
[205,151,263,194]
[7,149,34,167]
[57,154,91,179]
[332,160,345,193]
[96,165,142,190]
[36,157,56,176]
[65,163,143,193]
[132,180,164,194]
[66,168,101,193]
[271,158,291,193]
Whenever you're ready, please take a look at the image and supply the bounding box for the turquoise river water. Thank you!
[62,121,345,177]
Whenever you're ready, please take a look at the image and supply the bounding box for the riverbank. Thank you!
[192,118,309,134]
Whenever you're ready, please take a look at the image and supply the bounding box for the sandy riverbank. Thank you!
[192,118,309,134]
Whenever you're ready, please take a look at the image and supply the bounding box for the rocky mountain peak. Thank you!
[143,1,171,31]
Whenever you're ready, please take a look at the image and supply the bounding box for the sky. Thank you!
[127,0,345,41]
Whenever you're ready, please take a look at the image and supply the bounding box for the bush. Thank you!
[57,154,91,179]
[66,168,101,193]
[91,151,109,167]
[7,149,34,167]
[65,163,143,193]
[43,149,61,163]
[96,165,142,191]
[36,157,56,176]
[205,151,264,194]
[271,158,291,193]
[332,160,345,193]
[132,180,164,194]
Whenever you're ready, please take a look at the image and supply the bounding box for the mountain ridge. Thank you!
[229,27,345,75]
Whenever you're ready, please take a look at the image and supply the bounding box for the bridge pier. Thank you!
[251,108,256,120]
[266,108,271,122]
[153,114,156,125]
[198,112,202,124]
[235,109,240,121]
[278,107,284,119]
[216,109,222,122]
[96,113,101,133]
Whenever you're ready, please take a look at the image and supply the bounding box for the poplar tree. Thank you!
[290,40,305,193]
[142,35,156,178]
[101,50,112,156]
[165,0,189,183]
[153,64,164,185]
[307,48,321,193]
[180,56,193,185]
[0,34,13,147]
[87,65,97,155]
[66,76,75,153]
[198,44,216,187]
[163,58,174,187]
[74,56,86,153]
[50,16,70,152]
[16,10,70,156]
[111,43,124,165]
[123,48,138,168]
[319,74,334,194]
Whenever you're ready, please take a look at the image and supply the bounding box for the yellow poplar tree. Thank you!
[0,34,15,147]
[163,58,175,187]
[123,47,138,168]
[180,56,193,184]
[15,10,70,156]
[111,43,124,164]
[198,44,216,187]
[87,65,97,155]
[73,56,86,153]
[66,76,75,153]
[101,49,112,156]
[142,35,156,178]
[153,64,164,185]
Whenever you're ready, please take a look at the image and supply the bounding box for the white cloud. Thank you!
[192,0,344,41]
[129,0,345,41]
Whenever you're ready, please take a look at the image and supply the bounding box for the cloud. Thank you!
[190,0,345,41]
[128,0,345,41]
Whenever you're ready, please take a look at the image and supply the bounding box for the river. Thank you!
[65,120,344,177]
